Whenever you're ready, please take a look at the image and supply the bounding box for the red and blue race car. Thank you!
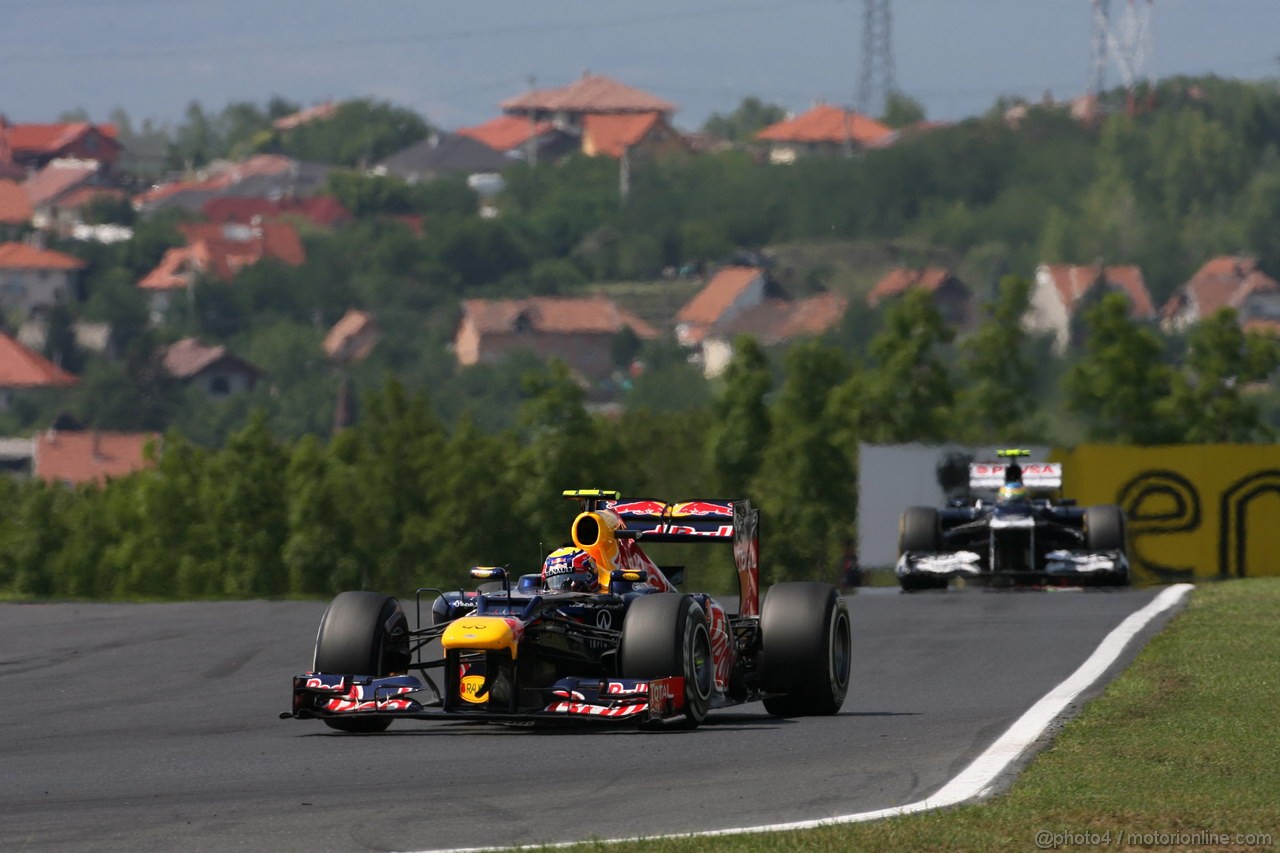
[283,489,851,730]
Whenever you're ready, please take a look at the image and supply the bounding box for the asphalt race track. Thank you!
[0,587,1181,853]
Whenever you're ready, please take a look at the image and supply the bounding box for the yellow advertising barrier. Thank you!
[1054,445,1280,582]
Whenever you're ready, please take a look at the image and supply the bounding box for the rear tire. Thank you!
[313,591,410,733]
[620,593,713,728]
[760,582,851,717]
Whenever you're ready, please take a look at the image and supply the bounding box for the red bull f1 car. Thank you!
[896,450,1130,590]
[283,490,852,730]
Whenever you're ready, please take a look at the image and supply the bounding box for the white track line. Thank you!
[407,583,1195,853]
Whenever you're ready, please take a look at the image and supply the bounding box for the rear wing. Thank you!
[968,462,1063,491]
[563,490,761,617]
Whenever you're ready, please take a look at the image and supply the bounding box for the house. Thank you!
[33,429,158,486]
[490,73,681,160]
[17,318,115,361]
[0,241,86,320]
[581,112,687,160]
[375,132,510,183]
[133,155,333,217]
[1159,256,1280,335]
[323,309,380,364]
[162,337,260,398]
[1,120,121,173]
[24,159,123,234]
[674,266,779,347]
[454,296,657,381]
[0,117,22,180]
[456,115,579,163]
[867,267,973,329]
[0,331,77,410]
[755,104,894,164]
[1027,263,1155,352]
[137,222,306,322]
[0,435,35,475]
[0,179,33,233]
[699,292,850,377]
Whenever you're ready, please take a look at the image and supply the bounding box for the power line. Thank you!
[0,0,852,65]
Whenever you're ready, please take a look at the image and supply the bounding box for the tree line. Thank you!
[3,279,1274,601]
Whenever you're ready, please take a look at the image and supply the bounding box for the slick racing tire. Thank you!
[1085,504,1130,587]
[1085,504,1125,552]
[899,506,941,554]
[620,593,713,729]
[312,591,411,733]
[760,582,851,717]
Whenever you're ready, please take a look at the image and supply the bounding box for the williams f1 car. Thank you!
[283,490,851,730]
[896,450,1130,590]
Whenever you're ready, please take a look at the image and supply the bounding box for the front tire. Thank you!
[899,506,941,553]
[620,593,714,728]
[1085,505,1125,552]
[760,582,851,717]
[313,591,410,733]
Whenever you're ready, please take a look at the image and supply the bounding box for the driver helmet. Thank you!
[541,546,600,593]
[998,481,1029,503]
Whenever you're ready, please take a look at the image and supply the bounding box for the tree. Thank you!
[512,360,615,546]
[955,275,1041,441]
[754,341,854,583]
[705,337,772,496]
[842,289,956,443]
[1063,293,1174,444]
[1162,308,1280,443]
[881,91,926,128]
[701,97,787,142]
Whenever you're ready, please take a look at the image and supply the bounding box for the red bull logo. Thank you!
[670,501,733,517]
[609,500,669,515]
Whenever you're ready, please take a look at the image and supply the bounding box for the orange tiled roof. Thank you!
[868,268,957,306]
[323,309,379,361]
[202,195,350,228]
[0,179,33,224]
[777,292,849,337]
[23,160,99,208]
[462,296,657,338]
[675,266,765,326]
[272,102,339,131]
[34,430,157,485]
[582,112,662,158]
[5,122,118,156]
[138,246,198,291]
[1041,263,1154,318]
[501,74,676,115]
[1243,318,1280,336]
[0,242,86,271]
[458,116,555,152]
[161,337,259,379]
[719,293,849,343]
[48,185,125,211]
[1164,256,1279,321]
[138,223,305,291]
[756,104,893,147]
[0,332,78,388]
[133,154,297,208]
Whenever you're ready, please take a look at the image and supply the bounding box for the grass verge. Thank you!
[567,579,1280,852]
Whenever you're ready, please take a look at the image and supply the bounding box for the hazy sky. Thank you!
[3,0,1278,131]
